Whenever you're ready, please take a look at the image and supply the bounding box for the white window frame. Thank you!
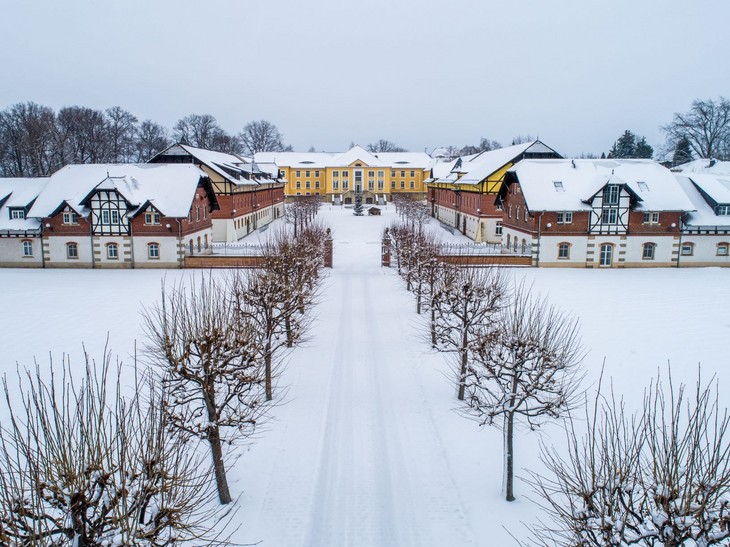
[22,240,33,257]
[107,243,118,259]
[558,242,570,259]
[148,242,160,259]
[495,221,502,236]
[599,243,613,266]
[66,242,79,259]
[145,211,160,225]
[642,242,656,260]
[602,208,618,224]
[717,205,730,216]
[63,211,78,225]
[10,209,25,219]
[716,242,729,256]
[681,242,694,256]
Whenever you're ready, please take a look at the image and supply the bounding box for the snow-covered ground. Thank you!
[1,203,729,546]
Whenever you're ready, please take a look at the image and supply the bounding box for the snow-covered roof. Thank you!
[684,173,730,205]
[433,141,561,186]
[152,144,262,186]
[0,177,48,233]
[29,164,208,219]
[673,158,730,175]
[254,146,434,170]
[508,159,696,212]
[675,176,730,228]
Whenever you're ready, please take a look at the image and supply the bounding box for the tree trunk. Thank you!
[285,314,293,348]
[208,424,232,504]
[505,410,515,501]
[457,310,469,400]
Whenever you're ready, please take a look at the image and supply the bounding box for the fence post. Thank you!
[382,228,391,267]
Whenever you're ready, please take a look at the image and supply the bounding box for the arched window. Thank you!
[716,242,729,256]
[642,242,656,260]
[600,243,614,266]
[521,239,527,254]
[204,234,209,249]
[681,242,694,256]
[558,242,570,259]
[66,242,79,259]
[21,239,33,257]
[107,243,118,259]
[507,234,511,248]
[147,242,160,259]
[197,237,201,252]
[189,239,194,255]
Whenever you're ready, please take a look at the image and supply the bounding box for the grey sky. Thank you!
[2,0,728,157]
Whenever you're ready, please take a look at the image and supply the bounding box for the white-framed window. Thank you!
[10,209,25,219]
[553,181,564,192]
[66,242,79,259]
[391,170,396,178]
[603,185,620,205]
[495,221,502,236]
[716,242,729,256]
[295,170,301,178]
[410,181,415,189]
[681,242,694,256]
[368,181,374,190]
[145,211,160,225]
[599,243,613,266]
[333,181,339,190]
[556,212,573,224]
[391,181,396,189]
[400,170,405,177]
[717,205,730,215]
[410,170,415,177]
[305,170,310,177]
[342,170,349,178]
[306,181,311,189]
[558,242,570,259]
[315,181,320,189]
[296,181,301,189]
[400,181,405,189]
[332,170,339,178]
[102,209,120,225]
[378,180,384,190]
[642,242,656,260]
[524,208,528,221]
[147,242,160,259]
[643,212,660,224]
[378,170,384,178]
[107,243,118,259]
[22,240,33,257]
[63,211,78,225]
[343,180,349,190]
[602,208,618,224]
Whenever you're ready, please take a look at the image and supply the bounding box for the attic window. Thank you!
[553,181,564,192]
[10,209,25,220]
[637,181,649,192]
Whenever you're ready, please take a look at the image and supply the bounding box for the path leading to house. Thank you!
[235,208,477,546]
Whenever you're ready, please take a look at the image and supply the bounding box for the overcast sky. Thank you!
[2,0,728,157]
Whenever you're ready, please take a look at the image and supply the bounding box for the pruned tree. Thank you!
[366,139,406,153]
[464,282,584,501]
[239,120,290,156]
[285,195,322,237]
[432,265,507,401]
[0,348,224,545]
[142,272,268,505]
[663,97,730,160]
[524,368,730,546]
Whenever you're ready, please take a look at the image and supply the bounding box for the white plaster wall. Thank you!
[0,237,43,267]
[45,236,93,267]
[679,235,730,266]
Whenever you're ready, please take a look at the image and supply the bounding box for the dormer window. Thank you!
[10,209,25,219]
[603,185,620,205]
[63,212,78,225]
[717,205,730,216]
[553,181,564,192]
[145,211,161,225]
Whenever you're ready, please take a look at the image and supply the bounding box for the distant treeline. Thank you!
[0,102,290,177]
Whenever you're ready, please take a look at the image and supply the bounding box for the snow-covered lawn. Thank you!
[1,204,729,545]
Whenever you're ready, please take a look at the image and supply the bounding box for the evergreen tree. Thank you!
[672,136,694,166]
[353,192,364,216]
[608,130,637,158]
[634,136,653,159]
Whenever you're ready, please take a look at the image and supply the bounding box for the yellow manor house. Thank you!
[255,145,434,204]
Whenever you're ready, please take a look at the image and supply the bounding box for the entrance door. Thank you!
[600,243,613,266]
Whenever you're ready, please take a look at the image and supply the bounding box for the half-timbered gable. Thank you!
[26,163,216,268]
[0,178,47,267]
[427,140,562,243]
[502,159,694,267]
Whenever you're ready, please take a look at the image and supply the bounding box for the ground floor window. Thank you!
[107,243,118,259]
[717,242,729,256]
[66,242,78,259]
[681,242,694,256]
[642,242,656,260]
[600,243,613,266]
[148,242,160,259]
[22,240,33,257]
[495,221,502,236]
[558,242,570,259]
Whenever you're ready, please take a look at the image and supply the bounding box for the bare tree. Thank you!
[459,137,502,156]
[105,106,138,163]
[173,114,241,154]
[285,195,322,237]
[142,272,268,505]
[511,134,536,145]
[663,97,730,160]
[239,120,289,156]
[54,106,111,166]
[135,119,171,162]
[525,368,730,546]
[366,139,407,153]
[0,101,58,176]
[432,265,507,401]
[0,348,224,545]
[464,282,584,501]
